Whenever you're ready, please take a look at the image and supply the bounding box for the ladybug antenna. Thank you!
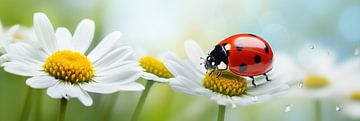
[200,57,205,65]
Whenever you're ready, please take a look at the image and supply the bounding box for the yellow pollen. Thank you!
[139,56,173,79]
[203,70,247,96]
[13,33,23,41]
[303,75,330,89]
[43,50,94,83]
[350,91,360,101]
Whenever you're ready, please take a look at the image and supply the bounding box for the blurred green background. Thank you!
[0,0,359,121]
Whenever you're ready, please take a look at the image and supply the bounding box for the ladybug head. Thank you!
[203,44,229,71]
[204,56,217,70]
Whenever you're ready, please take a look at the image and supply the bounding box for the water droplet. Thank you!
[310,45,315,49]
[298,82,303,88]
[354,47,360,56]
[284,104,293,113]
[252,96,259,102]
[336,105,343,112]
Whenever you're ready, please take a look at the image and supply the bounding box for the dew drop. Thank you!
[284,104,293,113]
[336,105,343,112]
[354,47,360,56]
[310,45,315,49]
[298,82,303,88]
[252,96,259,102]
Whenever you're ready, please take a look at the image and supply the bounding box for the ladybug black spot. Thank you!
[264,45,269,54]
[239,64,247,71]
[236,43,244,51]
[248,34,257,37]
[254,55,261,63]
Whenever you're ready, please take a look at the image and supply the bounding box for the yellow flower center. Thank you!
[303,75,330,89]
[139,56,173,79]
[43,50,94,83]
[203,70,247,96]
[350,91,360,101]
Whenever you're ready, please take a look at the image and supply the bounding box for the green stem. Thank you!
[130,80,154,121]
[315,100,322,121]
[103,93,120,121]
[34,89,43,121]
[19,87,33,121]
[217,105,226,121]
[59,98,68,121]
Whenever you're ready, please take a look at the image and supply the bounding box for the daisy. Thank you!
[290,45,343,99]
[0,22,37,63]
[334,57,360,119]
[2,12,144,120]
[287,45,360,121]
[130,48,174,121]
[164,40,290,121]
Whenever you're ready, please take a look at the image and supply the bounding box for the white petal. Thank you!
[169,76,202,93]
[247,79,289,95]
[73,19,95,54]
[56,27,73,50]
[141,72,171,83]
[5,25,20,38]
[93,46,134,70]
[2,62,46,76]
[6,42,47,62]
[81,82,144,94]
[67,85,93,106]
[165,60,201,81]
[88,31,122,62]
[184,40,207,74]
[46,82,68,99]
[33,13,57,54]
[47,83,93,106]
[94,65,142,84]
[26,75,57,88]
[116,82,144,91]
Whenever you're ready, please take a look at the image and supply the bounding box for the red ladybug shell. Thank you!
[218,34,273,76]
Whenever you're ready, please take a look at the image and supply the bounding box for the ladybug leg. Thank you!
[209,69,215,76]
[216,69,223,78]
[249,76,256,87]
[263,73,272,81]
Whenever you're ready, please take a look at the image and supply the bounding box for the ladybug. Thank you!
[203,34,274,87]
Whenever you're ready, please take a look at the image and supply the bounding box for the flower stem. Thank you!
[59,98,68,121]
[19,87,33,121]
[217,105,226,121]
[130,80,154,121]
[103,93,120,121]
[34,89,43,121]
[315,100,322,121]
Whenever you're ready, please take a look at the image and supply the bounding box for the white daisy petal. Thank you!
[94,66,142,84]
[81,82,144,94]
[2,62,46,76]
[184,40,207,74]
[26,75,57,88]
[116,82,145,91]
[73,19,95,54]
[93,46,134,69]
[66,85,93,106]
[47,83,93,106]
[6,42,47,62]
[33,12,57,54]
[5,25,20,38]
[88,31,122,62]
[55,27,73,50]
[47,82,68,99]
[141,72,170,83]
